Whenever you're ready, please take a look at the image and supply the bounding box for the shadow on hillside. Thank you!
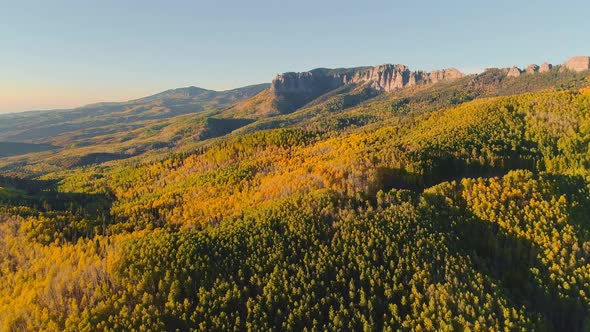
[0,141,59,158]
[542,173,590,233]
[0,175,114,242]
[0,175,58,191]
[454,212,588,330]
[420,176,590,331]
[197,117,255,140]
[374,154,537,193]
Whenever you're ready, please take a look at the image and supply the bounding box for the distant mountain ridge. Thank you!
[0,84,269,142]
[138,84,269,102]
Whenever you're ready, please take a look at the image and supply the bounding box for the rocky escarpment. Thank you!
[269,55,590,115]
[504,56,590,77]
[270,64,463,113]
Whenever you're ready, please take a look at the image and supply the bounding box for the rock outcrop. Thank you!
[507,66,522,78]
[539,62,552,73]
[563,56,590,72]
[526,64,539,74]
[506,62,554,76]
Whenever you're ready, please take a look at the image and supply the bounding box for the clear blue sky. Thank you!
[1,0,589,113]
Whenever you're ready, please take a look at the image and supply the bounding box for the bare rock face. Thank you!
[342,64,412,91]
[563,56,590,72]
[270,70,344,113]
[526,64,539,74]
[342,64,463,92]
[428,68,464,83]
[270,72,341,96]
[272,64,464,96]
[539,62,552,73]
[507,66,522,78]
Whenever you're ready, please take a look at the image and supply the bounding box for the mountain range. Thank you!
[0,56,587,174]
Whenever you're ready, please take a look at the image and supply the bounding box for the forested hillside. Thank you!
[1,63,590,331]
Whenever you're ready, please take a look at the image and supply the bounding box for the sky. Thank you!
[1,0,589,113]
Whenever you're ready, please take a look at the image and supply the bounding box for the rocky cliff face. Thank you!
[342,64,412,91]
[271,64,463,95]
[269,64,464,113]
[269,70,347,113]
[270,71,342,97]
[340,64,463,92]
